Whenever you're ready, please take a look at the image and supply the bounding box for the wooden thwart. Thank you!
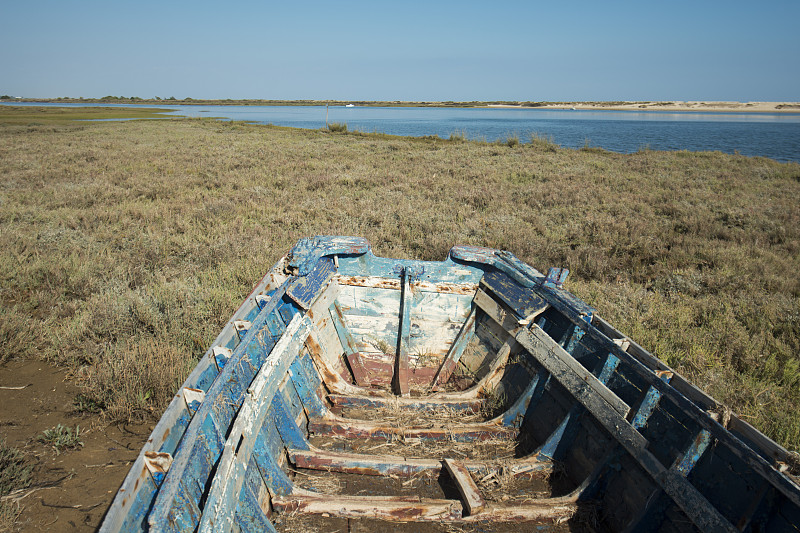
[309,414,515,441]
[289,446,555,480]
[273,488,578,523]
[327,393,484,413]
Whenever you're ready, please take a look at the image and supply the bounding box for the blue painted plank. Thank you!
[297,350,323,393]
[271,392,309,451]
[119,471,158,533]
[234,458,277,533]
[674,430,713,477]
[286,236,369,276]
[157,406,193,458]
[192,360,220,392]
[252,421,293,496]
[286,257,336,309]
[482,269,549,319]
[280,377,303,428]
[631,372,674,430]
[335,252,483,284]
[148,284,295,531]
[288,356,326,418]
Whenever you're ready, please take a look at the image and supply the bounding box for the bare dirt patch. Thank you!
[0,359,148,532]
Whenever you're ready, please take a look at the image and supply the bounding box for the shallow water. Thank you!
[4,102,800,162]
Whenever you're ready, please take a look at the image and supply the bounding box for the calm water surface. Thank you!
[4,102,799,162]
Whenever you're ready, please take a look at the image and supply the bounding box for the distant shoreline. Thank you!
[4,98,800,113]
[486,101,800,113]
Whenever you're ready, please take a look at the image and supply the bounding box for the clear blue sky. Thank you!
[1,0,798,101]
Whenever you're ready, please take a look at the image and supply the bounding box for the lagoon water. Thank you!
[4,102,800,162]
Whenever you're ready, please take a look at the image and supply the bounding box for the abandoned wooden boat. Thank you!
[100,236,800,532]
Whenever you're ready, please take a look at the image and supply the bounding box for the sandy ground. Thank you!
[0,359,149,532]
[486,101,800,112]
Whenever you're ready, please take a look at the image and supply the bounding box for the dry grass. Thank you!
[1,107,799,450]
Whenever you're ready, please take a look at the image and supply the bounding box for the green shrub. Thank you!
[38,424,83,453]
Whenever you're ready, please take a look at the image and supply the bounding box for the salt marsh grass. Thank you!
[1,107,799,450]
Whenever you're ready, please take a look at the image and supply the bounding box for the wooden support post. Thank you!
[430,306,477,390]
[393,268,411,397]
[443,459,486,516]
[328,302,359,356]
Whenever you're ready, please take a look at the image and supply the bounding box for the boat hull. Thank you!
[100,236,800,532]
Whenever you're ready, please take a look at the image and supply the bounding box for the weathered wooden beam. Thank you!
[336,274,478,295]
[393,268,411,396]
[273,488,462,521]
[327,393,484,413]
[443,459,486,516]
[430,306,477,390]
[288,446,555,479]
[516,327,631,421]
[272,488,578,523]
[328,301,360,377]
[344,352,372,387]
[304,326,386,397]
[308,414,515,442]
[535,353,619,461]
[514,327,737,532]
[196,315,313,533]
[546,300,800,509]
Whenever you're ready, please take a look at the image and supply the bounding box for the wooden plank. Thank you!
[288,446,555,479]
[517,327,631,419]
[345,352,373,387]
[328,302,360,358]
[336,274,478,295]
[272,488,578,523]
[309,414,515,442]
[273,488,462,522]
[327,394,484,413]
[393,269,411,396]
[430,306,477,389]
[514,327,737,532]
[473,288,522,332]
[535,354,619,461]
[481,269,549,319]
[196,315,312,533]
[443,459,486,516]
[287,356,326,418]
[285,257,336,310]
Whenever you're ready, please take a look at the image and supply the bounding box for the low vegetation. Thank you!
[0,441,32,528]
[0,106,799,451]
[0,105,172,124]
[37,424,84,453]
[326,122,348,133]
